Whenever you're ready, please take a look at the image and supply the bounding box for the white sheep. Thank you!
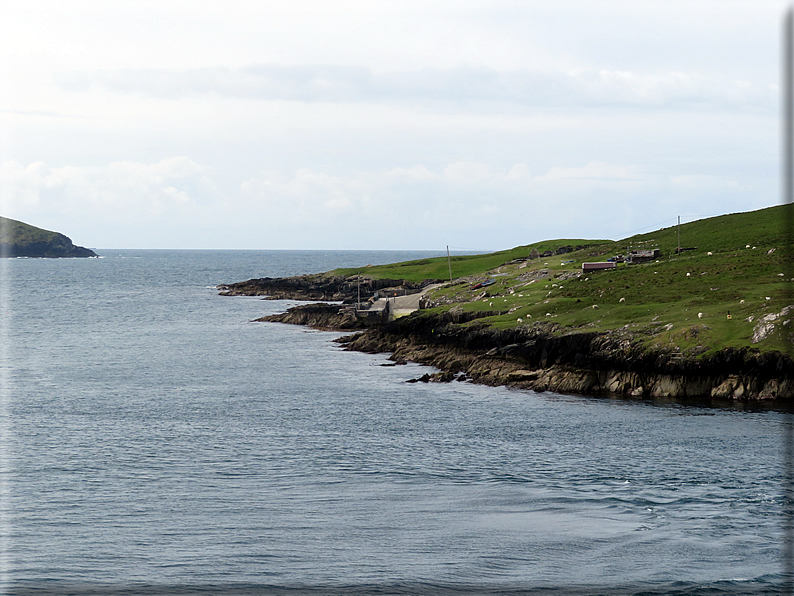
[686,272,691,277]
[619,297,626,303]
[707,251,713,256]
[517,318,523,323]
[698,312,704,319]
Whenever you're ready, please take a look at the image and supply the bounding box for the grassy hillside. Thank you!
[333,240,605,282]
[336,204,793,357]
[0,216,61,246]
[0,216,97,257]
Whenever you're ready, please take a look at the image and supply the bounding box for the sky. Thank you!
[0,0,787,251]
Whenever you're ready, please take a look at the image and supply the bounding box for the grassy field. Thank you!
[334,204,792,357]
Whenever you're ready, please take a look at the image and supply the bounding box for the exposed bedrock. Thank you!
[334,312,794,401]
[257,303,364,330]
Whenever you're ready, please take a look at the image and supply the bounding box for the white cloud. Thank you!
[442,161,492,183]
[54,64,775,113]
[0,1,783,249]
[387,165,438,182]
[670,174,747,191]
[0,157,214,221]
[0,153,774,249]
[534,162,646,184]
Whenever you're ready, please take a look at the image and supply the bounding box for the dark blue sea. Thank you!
[1,250,790,595]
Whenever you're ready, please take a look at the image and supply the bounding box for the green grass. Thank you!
[336,204,793,357]
[0,216,61,246]
[332,239,601,282]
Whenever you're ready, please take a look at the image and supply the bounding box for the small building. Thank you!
[582,262,616,272]
[627,249,660,263]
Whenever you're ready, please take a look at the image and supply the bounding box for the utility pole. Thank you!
[447,246,452,282]
[357,274,360,310]
[782,10,794,589]
[677,215,681,256]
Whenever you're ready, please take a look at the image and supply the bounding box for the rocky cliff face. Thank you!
[337,312,794,400]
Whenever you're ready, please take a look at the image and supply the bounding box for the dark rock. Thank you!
[218,274,438,302]
[333,310,794,401]
[407,373,432,383]
[257,303,363,330]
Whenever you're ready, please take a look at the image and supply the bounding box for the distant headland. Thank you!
[0,217,97,258]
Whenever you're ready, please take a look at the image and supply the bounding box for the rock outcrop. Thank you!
[336,312,794,400]
[262,302,794,401]
[257,303,364,330]
[219,274,436,302]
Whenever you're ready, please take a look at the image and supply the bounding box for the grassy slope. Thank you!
[333,204,792,357]
[0,216,62,246]
[333,240,604,282]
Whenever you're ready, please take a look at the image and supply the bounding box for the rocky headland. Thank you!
[250,300,794,402]
[0,216,97,258]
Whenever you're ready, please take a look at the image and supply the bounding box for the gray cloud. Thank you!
[55,64,774,112]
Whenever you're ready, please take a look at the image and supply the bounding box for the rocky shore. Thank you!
[259,303,794,401]
[218,274,433,301]
[258,302,364,330]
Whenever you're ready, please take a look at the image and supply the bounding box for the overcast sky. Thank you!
[0,1,787,250]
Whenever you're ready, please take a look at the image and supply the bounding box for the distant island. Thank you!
[0,217,97,258]
[220,204,794,402]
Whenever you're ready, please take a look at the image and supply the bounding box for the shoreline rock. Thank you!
[261,303,794,401]
[219,274,436,301]
[257,303,365,330]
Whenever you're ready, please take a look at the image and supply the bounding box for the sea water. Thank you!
[1,250,789,594]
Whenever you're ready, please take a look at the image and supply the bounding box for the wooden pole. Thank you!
[447,246,452,282]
